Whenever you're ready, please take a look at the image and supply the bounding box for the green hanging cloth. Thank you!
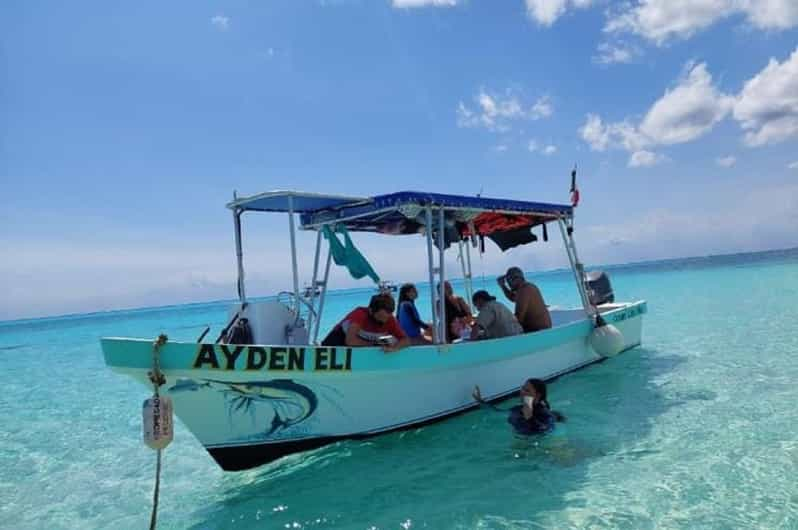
[321,225,381,284]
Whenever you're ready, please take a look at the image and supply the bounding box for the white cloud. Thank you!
[579,62,731,167]
[530,96,554,119]
[605,0,798,45]
[605,0,730,44]
[581,53,798,159]
[739,0,798,29]
[578,114,611,151]
[392,0,458,7]
[594,41,639,64]
[525,0,593,26]
[457,89,553,132]
[211,15,230,31]
[628,150,664,167]
[789,161,798,169]
[526,0,567,26]
[716,155,737,167]
[733,47,798,147]
[493,144,509,152]
[579,114,647,153]
[543,144,558,155]
[527,139,540,152]
[639,62,734,145]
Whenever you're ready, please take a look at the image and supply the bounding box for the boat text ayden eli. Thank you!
[192,344,352,372]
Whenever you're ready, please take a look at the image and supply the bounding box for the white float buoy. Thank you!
[143,395,173,450]
[590,323,625,357]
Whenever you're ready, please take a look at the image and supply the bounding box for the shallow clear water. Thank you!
[2,249,798,529]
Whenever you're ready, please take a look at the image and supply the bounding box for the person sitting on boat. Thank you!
[396,283,432,344]
[469,290,523,340]
[322,293,410,352]
[440,281,473,342]
[472,378,565,436]
[497,267,552,333]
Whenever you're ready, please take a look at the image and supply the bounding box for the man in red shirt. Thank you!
[322,294,410,352]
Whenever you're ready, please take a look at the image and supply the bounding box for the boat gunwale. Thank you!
[101,301,646,374]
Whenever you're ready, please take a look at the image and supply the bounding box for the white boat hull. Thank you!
[101,301,645,470]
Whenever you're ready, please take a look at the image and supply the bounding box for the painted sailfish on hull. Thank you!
[169,378,318,437]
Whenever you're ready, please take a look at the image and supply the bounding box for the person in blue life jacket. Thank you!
[396,283,433,344]
[472,378,565,435]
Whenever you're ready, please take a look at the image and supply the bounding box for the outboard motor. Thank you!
[585,271,614,306]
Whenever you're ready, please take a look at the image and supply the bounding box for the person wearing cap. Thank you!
[470,290,523,340]
[497,267,552,333]
[322,293,410,352]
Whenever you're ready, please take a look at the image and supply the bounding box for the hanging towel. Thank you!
[322,225,381,284]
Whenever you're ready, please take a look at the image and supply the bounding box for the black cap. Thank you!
[472,290,496,304]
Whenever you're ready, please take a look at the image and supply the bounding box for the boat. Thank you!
[102,190,646,471]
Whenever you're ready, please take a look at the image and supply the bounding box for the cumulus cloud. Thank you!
[457,90,553,132]
[525,0,593,26]
[392,0,458,7]
[211,15,230,30]
[579,62,732,166]
[605,0,798,45]
[543,144,558,155]
[733,46,798,146]
[738,0,798,29]
[579,114,648,153]
[716,155,737,167]
[639,63,735,144]
[789,161,798,169]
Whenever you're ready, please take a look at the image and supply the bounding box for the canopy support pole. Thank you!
[457,240,467,298]
[233,208,246,303]
[557,217,592,316]
[306,230,323,335]
[459,239,474,305]
[424,206,440,344]
[313,242,333,344]
[287,195,300,316]
[437,207,446,344]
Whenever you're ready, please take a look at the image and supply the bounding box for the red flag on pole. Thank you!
[570,166,579,207]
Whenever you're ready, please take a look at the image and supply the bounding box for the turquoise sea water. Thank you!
[2,249,798,529]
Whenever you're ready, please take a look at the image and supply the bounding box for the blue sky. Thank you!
[1,0,797,320]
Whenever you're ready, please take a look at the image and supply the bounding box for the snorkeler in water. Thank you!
[472,379,565,435]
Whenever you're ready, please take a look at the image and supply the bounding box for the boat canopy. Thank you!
[225,189,587,345]
[229,190,573,237]
[227,190,369,214]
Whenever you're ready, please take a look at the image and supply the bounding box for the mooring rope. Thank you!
[148,334,168,530]
[149,449,162,530]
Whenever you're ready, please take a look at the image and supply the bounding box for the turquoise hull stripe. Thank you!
[102,302,647,374]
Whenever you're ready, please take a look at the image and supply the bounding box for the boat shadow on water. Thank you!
[183,347,698,529]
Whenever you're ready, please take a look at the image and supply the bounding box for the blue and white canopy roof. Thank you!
[227,190,572,236]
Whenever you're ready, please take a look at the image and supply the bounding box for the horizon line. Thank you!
[1,245,796,326]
